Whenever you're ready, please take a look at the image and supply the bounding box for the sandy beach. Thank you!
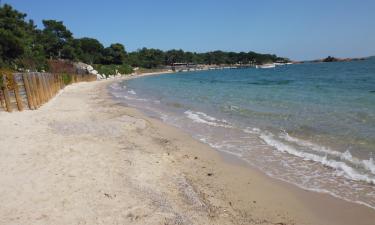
[0,75,374,225]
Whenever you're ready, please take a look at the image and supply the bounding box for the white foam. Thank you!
[110,83,122,90]
[128,89,136,95]
[118,95,148,102]
[245,127,375,177]
[198,137,243,158]
[184,110,232,128]
[258,132,375,185]
[279,132,375,175]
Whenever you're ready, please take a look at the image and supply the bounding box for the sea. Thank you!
[109,57,375,209]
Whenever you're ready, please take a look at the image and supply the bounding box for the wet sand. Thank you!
[0,76,374,224]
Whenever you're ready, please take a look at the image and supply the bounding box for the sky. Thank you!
[3,0,375,60]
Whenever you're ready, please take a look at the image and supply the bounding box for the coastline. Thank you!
[0,76,374,224]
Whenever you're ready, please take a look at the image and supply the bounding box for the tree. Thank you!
[41,20,73,59]
[0,4,29,64]
[165,49,185,65]
[323,56,337,62]
[0,29,24,61]
[102,43,127,65]
[75,37,104,64]
[132,48,164,68]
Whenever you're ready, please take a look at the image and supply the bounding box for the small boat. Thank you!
[256,63,276,69]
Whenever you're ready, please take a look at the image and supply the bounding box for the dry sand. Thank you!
[0,77,374,225]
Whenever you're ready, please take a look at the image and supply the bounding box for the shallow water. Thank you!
[110,58,375,209]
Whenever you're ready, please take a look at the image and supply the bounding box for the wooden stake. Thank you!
[36,74,46,104]
[12,74,24,111]
[41,75,50,100]
[31,74,41,108]
[2,75,12,112]
[22,74,34,110]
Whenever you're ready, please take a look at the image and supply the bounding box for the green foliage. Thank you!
[41,20,73,59]
[0,4,126,70]
[0,29,24,61]
[0,4,31,64]
[102,43,127,65]
[0,68,14,88]
[62,73,72,85]
[75,37,104,64]
[128,48,165,68]
[117,64,133,74]
[94,64,133,76]
[127,48,287,68]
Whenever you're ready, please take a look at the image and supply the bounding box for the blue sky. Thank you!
[3,0,375,60]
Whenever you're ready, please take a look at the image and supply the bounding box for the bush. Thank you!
[94,64,133,76]
[117,64,133,74]
[0,68,14,88]
[61,73,72,85]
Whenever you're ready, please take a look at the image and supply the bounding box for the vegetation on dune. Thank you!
[0,3,289,73]
[61,73,72,85]
[94,64,133,77]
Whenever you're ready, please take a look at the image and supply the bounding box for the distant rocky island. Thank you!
[311,56,367,63]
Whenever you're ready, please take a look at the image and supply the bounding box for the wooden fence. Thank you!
[0,72,97,112]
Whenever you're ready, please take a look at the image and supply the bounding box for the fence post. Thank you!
[12,75,24,111]
[22,74,34,110]
[36,74,46,104]
[45,75,50,99]
[31,74,41,108]
[2,75,12,112]
[29,74,37,108]
[42,74,51,100]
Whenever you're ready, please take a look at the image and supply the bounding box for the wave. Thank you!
[184,110,233,128]
[198,136,243,158]
[112,93,148,102]
[109,83,123,90]
[244,128,375,185]
[128,89,136,95]
[279,132,375,175]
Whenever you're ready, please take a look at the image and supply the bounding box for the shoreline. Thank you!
[112,73,375,221]
[109,76,375,224]
[0,77,374,224]
[116,71,375,211]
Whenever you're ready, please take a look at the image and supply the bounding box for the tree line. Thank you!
[0,4,127,71]
[127,48,290,68]
[0,4,289,72]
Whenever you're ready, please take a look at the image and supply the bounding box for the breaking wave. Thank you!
[184,110,233,128]
[244,128,375,185]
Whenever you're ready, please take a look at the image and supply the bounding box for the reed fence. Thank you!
[0,72,96,112]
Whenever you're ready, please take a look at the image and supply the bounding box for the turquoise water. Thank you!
[110,58,375,209]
